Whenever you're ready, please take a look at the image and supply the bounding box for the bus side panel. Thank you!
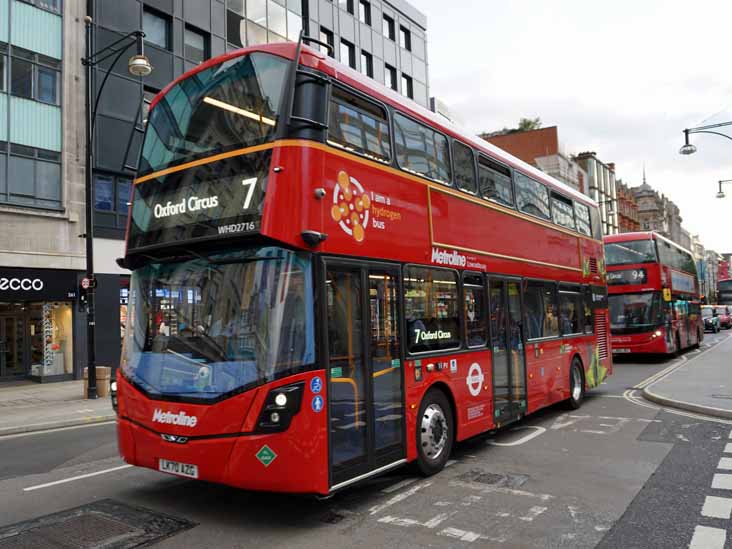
[405,350,495,451]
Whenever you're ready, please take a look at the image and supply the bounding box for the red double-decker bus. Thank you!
[718,279,732,305]
[114,38,611,495]
[604,232,703,355]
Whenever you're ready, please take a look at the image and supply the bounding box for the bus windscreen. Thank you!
[122,247,315,401]
[604,240,657,266]
[608,291,663,333]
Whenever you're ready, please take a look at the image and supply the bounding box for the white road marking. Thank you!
[711,474,732,490]
[702,496,732,519]
[488,426,546,446]
[0,421,116,440]
[437,527,485,543]
[369,482,431,515]
[449,480,554,501]
[24,464,132,492]
[725,443,732,453]
[445,459,457,468]
[718,457,732,470]
[381,477,418,494]
[519,506,548,522]
[689,525,726,549]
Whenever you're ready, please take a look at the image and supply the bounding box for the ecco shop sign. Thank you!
[0,278,43,291]
[0,268,78,300]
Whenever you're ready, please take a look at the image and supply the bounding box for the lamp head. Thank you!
[128,54,153,76]
[679,143,697,155]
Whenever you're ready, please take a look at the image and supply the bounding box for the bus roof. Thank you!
[149,41,597,210]
[604,231,694,255]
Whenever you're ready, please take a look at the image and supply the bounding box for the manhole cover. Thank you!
[0,499,195,549]
[457,469,529,489]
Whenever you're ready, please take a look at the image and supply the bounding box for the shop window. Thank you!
[29,302,73,377]
[404,266,460,353]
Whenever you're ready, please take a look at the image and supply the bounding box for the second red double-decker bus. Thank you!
[604,231,703,355]
[114,37,612,495]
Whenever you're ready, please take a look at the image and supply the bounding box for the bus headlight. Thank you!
[110,380,118,412]
[654,330,662,337]
[255,382,305,433]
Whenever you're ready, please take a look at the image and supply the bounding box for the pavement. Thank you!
[643,332,732,419]
[0,380,116,436]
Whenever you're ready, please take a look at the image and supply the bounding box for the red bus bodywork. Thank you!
[604,232,702,355]
[117,42,612,495]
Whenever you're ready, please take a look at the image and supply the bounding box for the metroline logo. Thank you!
[431,247,467,267]
[152,409,198,427]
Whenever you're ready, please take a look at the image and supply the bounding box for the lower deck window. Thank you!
[404,266,460,353]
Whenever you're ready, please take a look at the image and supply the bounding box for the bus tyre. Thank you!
[416,389,454,476]
[567,359,584,410]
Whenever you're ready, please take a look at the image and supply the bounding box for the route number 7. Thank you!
[242,177,257,210]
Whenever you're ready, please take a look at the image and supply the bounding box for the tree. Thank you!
[517,117,542,131]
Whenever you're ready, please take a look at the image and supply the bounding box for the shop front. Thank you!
[0,267,81,382]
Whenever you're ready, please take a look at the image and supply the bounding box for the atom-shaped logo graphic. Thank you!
[330,170,371,242]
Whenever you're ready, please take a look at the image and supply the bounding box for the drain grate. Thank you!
[0,499,195,549]
[457,469,529,489]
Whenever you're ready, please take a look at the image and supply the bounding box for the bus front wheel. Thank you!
[416,388,454,476]
[567,359,585,410]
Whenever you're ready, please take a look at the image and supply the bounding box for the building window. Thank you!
[385,63,397,90]
[340,39,355,69]
[10,48,60,106]
[267,0,287,41]
[0,144,62,210]
[19,0,62,14]
[143,8,170,50]
[383,14,395,40]
[399,26,411,50]
[141,87,158,126]
[358,0,371,25]
[319,27,334,57]
[360,50,373,77]
[184,26,209,64]
[340,0,354,14]
[401,73,413,99]
[94,173,132,230]
[0,46,6,92]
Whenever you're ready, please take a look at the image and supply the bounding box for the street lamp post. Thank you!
[715,179,732,199]
[81,17,152,399]
[679,121,732,155]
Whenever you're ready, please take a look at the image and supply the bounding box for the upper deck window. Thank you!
[394,113,451,185]
[328,87,391,163]
[604,239,657,266]
[515,172,550,220]
[139,52,288,176]
[478,156,512,207]
[453,141,476,194]
[551,192,576,231]
[575,202,591,236]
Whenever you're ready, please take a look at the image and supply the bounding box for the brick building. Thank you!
[615,179,640,233]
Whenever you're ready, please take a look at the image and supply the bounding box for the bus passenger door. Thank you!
[488,278,527,425]
[325,262,405,489]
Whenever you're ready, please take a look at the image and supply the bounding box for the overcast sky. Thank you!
[418,0,732,253]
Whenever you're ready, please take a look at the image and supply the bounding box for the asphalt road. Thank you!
[0,331,730,548]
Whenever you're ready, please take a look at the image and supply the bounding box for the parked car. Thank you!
[713,305,732,329]
[702,306,721,333]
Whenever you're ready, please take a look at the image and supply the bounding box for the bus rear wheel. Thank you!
[416,388,454,476]
[567,359,584,410]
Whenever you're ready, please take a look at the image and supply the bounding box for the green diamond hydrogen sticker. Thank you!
[256,445,277,467]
